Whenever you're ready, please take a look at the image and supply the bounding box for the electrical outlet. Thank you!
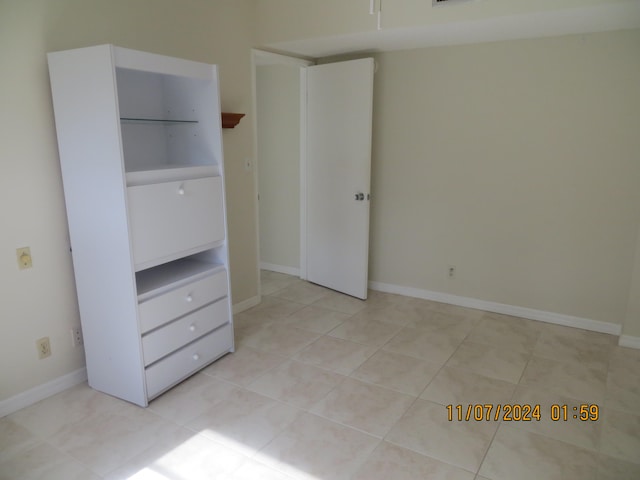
[71,326,83,347]
[16,247,33,269]
[448,265,456,279]
[37,337,51,359]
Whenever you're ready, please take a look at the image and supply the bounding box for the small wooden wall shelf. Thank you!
[221,112,245,129]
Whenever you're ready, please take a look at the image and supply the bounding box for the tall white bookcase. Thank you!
[47,45,234,407]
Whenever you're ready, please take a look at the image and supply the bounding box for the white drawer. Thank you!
[142,298,230,366]
[138,269,228,334]
[145,324,233,399]
[128,176,225,269]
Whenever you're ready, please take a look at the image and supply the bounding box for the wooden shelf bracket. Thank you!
[221,112,245,129]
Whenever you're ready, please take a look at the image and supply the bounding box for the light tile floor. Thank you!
[2,270,640,479]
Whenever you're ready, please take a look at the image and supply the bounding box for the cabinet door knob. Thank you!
[192,353,200,361]
[178,186,185,195]
[189,324,196,332]
[185,294,193,302]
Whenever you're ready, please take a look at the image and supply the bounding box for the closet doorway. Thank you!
[252,50,312,291]
[252,51,374,299]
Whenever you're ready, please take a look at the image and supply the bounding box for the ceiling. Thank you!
[266,1,640,58]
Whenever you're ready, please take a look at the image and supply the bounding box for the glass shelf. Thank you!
[120,117,198,125]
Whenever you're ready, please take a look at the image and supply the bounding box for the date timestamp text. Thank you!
[446,404,599,422]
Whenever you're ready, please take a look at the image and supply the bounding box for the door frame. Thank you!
[250,49,313,297]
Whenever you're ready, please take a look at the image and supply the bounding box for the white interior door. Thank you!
[305,58,374,299]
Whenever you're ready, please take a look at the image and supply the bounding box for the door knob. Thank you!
[355,192,365,201]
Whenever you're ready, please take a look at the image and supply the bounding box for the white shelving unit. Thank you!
[47,45,234,407]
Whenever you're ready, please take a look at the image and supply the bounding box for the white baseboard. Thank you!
[0,367,87,418]
[233,295,261,314]
[260,262,300,277]
[369,281,622,336]
[619,335,640,349]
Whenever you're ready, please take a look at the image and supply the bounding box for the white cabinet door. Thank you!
[128,176,224,269]
[306,58,374,299]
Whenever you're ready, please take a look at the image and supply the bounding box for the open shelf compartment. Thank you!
[136,257,226,302]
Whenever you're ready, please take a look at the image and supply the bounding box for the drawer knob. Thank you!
[178,186,185,195]
[192,353,200,361]
[189,324,196,332]
[185,295,193,303]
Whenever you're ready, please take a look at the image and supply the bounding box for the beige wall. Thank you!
[0,0,258,402]
[256,65,301,270]
[368,30,640,326]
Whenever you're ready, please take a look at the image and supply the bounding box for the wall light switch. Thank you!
[16,247,32,269]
